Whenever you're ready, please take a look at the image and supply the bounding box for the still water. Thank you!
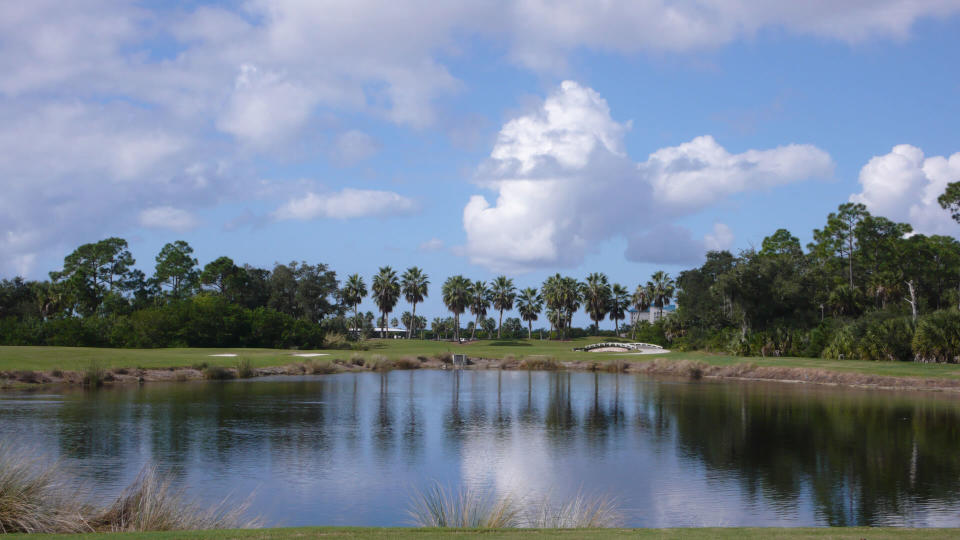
[2,370,960,527]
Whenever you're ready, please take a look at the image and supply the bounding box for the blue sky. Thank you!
[1,1,959,326]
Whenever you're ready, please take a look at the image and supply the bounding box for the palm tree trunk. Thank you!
[353,305,360,338]
[471,313,479,340]
[527,320,532,339]
[498,309,503,339]
[408,302,416,339]
[454,313,460,343]
[614,318,619,336]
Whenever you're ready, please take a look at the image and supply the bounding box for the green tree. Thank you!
[609,283,630,336]
[153,240,199,300]
[401,267,429,339]
[468,280,491,340]
[490,275,516,339]
[51,237,136,316]
[371,266,400,338]
[342,274,367,337]
[648,270,675,319]
[581,272,611,334]
[937,181,960,223]
[516,287,543,339]
[442,275,471,343]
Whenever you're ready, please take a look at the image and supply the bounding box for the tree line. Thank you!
[3,186,960,361]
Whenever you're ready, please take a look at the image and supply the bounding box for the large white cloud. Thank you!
[463,81,832,271]
[850,145,960,234]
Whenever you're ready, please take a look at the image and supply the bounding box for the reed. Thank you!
[236,358,256,379]
[406,483,520,528]
[523,491,622,528]
[83,360,105,387]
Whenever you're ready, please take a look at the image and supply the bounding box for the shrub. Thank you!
[519,356,559,370]
[202,366,235,380]
[407,483,520,528]
[913,310,960,363]
[368,355,392,371]
[13,370,42,384]
[350,341,370,351]
[436,352,453,364]
[393,357,420,370]
[349,354,365,367]
[306,360,337,374]
[322,333,350,350]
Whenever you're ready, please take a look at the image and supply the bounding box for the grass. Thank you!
[3,337,960,383]
[8,526,960,539]
[0,446,256,534]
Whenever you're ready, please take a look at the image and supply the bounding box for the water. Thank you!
[2,370,960,527]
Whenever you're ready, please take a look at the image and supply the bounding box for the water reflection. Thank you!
[1,371,959,527]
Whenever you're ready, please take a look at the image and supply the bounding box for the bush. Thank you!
[349,354,365,367]
[393,356,420,370]
[913,310,960,363]
[83,360,105,388]
[322,333,350,350]
[202,366,235,380]
[519,356,559,370]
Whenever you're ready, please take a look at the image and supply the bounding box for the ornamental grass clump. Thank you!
[83,360,105,388]
[519,355,559,370]
[93,466,258,532]
[524,491,622,528]
[0,444,90,533]
[235,358,255,379]
[407,483,520,528]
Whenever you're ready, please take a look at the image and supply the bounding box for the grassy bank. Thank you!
[3,338,960,380]
[9,527,960,539]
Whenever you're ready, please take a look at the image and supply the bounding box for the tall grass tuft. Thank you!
[519,355,559,370]
[407,483,520,528]
[0,444,91,533]
[235,358,255,379]
[83,360,105,388]
[93,466,259,532]
[524,491,622,528]
[202,366,235,380]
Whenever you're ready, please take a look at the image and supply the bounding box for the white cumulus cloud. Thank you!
[850,144,960,235]
[274,188,418,220]
[462,81,829,271]
[139,206,201,232]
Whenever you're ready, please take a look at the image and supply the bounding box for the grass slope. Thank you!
[9,527,960,539]
[2,337,960,381]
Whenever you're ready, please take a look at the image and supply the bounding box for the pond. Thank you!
[2,370,960,527]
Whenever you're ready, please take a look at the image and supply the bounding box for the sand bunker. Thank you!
[292,353,329,357]
[208,353,238,357]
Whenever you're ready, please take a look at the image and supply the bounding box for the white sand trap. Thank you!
[292,353,328,357]
[208,353,238,357]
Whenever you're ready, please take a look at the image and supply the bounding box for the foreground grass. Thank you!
[9,526,960,539]
[2,337,960,382]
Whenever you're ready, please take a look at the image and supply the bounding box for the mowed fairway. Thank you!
[3,337,960,381]
[9,527,960,540]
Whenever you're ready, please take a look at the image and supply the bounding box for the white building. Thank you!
[628,304,675,325]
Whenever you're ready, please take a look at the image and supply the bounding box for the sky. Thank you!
[2,0,960,325]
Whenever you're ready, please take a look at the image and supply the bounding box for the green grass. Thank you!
[7,526,960,539]
[2,337,960,381]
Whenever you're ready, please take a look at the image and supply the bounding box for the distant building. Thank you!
[628,304,676,325]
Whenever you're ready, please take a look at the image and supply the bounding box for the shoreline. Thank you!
[4,353,960,394]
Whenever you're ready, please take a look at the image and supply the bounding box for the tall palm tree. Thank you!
[490,275,516,339]
[541,274,562,337]
[401,267,429,339]
[371,266,400,338]
[631,284,651,339]
[342,273,367,337]
[442,275,471,343]
[649,270,676,318]
[581,272,611,334]
[468,280,491,340]
[610,283,630,336]
[516,287,543,339]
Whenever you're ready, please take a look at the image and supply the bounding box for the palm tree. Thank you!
[631,284,651,339]
[371,266,400,338]
[610,283,630,336]
[468,280,491,340]
[342,274,367,337]
[649,270,676,318]
[442,275,471,343]
[490,275,516,339]
[541,274,561,337]
[401,267,429,339]
[430,317,445,340]
[558,276,582,340]
[581,272,611,334]
[516,287,543,339]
